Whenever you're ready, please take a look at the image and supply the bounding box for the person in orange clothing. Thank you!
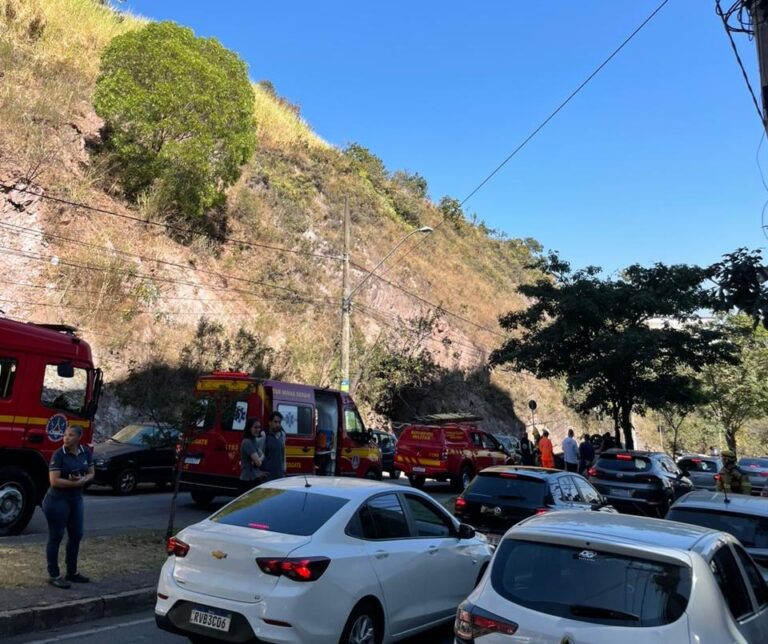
[539,430,555,469]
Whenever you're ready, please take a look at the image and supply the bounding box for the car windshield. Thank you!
[491,540,691,628]
[739,458,768,469]
[597,454,651,472]
[110,424,168,446]
[667,508,768,548]
[465,473,547,505]
[211,488,349,536]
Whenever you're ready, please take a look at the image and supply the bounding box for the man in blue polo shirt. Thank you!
[43,425,94,589]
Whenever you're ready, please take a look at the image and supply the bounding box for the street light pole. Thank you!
[339,216,432,391]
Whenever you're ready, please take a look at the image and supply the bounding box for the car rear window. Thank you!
[740,458,768,468]
[210,489,348,536]
[491,540,691,628]
[678,458,718,473]
[465,473,547,505]
[596,454,651,472]
[667,508,768,549]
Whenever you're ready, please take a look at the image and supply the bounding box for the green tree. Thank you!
[438,196,464,228]
[94,21,256,219]
[490,256,736,449]
[701,315,768,453]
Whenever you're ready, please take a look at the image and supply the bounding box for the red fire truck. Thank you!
[179,372,382,506]
[0,318,103,535]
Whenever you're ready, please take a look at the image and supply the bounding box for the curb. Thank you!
[0,587,156,639]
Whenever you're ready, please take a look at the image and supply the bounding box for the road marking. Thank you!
[23,616,154,643]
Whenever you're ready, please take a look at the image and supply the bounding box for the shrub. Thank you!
[94,21,256,220]
[438,196,464,228]
[343,143,388,187]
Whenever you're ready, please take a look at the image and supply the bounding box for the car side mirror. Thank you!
[57,361,74,378]
[457,523,475,540]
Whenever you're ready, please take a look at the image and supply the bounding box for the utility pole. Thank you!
[750,1,768,128]
[341,197,351,392]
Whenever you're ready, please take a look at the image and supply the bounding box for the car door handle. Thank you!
[428,546,438,555]
[374,550,388,559]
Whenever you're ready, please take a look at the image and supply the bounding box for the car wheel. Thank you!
[113,468,138,496]
[408,475,426,489]
[339,600,382,644]
[453,464,473,492]
[190,491,215,508]
[0,466,36,537]
[389,469,401,479]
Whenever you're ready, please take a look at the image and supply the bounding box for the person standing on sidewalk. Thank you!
[239,419,266,494]
[578,433,596,474]
[262,411,286,481]
[562,429,579,473]
[539,430,555,469]
[43,425,94,589]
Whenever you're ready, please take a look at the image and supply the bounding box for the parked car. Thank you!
[453,466,616,545]
[738,457,768,495]
[667,490,768,579]
[395,420,510,491]
[676,454,722,491]
[588,449,693,516]
[456,510,768,643]
[371,429,399,479]
[493,433,521,456]
[155,477,493,644]
[92,423,180,495]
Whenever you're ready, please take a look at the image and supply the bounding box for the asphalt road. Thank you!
[2,477,458,546]
[4,610,456,644]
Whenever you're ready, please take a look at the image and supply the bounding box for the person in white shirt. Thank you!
[562,428,579,473]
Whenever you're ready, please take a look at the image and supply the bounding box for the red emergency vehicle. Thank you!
[179,372,382,506]
[0,318,103,535]
[395,415,511,491]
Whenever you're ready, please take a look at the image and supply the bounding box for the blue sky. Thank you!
[119,0,766,273]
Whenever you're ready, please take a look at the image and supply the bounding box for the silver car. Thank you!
[738,457,768,495]
[667,490,768,581]
[455,511,768,643]
[677,455,722,491]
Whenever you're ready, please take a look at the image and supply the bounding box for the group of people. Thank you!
[517,427,611,475]
[239,411,287,491]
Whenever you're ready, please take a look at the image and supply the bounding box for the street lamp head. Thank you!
[417,226,434,234]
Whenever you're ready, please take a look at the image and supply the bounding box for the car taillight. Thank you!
[166,536,189,557]
[587,467,597,477]
[535,507,550,515]
[256,557,330,582]
[714,474,721,481]
[616,453,632,460]
[455,601,518,641]
[455,497,466,511]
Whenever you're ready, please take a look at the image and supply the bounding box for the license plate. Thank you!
[610,487,633,498]
[190,607,231,632]
[184,456,201,465]
[412,466,426,473]
[480,505,500,514]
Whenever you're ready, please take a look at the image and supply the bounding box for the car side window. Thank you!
[573,477,601,504]
[481,434,499,450]
[710,545,754,620]
[356,493,410,540]
[403,494,453,538]
[557,476,582,502]
[549,481,565,504]
[470,433,483,448]
[734,544,768,610]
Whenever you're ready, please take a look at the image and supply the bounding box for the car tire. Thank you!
[408,475,426,489]
[113,468,138,496]
[389,469,401,479]
[453,464,473,492]
[339,600,382,644]
[0,466,36,537]
[190,490,215,508]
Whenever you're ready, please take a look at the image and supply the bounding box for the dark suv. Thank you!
[588,449,693,516]
[453,466,616,544]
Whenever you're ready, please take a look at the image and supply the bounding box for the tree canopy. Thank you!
[94,21,256,219]
[490,256,736,449]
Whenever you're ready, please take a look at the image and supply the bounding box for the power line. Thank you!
[3,184,342,262]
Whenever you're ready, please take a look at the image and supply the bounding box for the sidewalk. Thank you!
[0,570,157,638]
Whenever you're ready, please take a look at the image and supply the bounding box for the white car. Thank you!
[155,476,493,643]
[455,511,768,643]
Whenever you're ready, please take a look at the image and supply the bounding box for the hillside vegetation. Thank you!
[0,0,601,441]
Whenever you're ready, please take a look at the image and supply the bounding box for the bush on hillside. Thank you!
[94,21,256,220]
[344,143,388,188]
[438,196,465,229]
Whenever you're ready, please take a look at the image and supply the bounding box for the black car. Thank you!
[92,423,181,495]
[371,429,399,479]
[588,449,693,517]
[453,466,616,544]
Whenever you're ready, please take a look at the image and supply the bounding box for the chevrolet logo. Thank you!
[211,550,228,560]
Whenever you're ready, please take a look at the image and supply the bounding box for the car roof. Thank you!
[510,510,724,561]
[259,476,410,501]
[479,465,560,478]
[671,490,768,517]
[599,448,659,457]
